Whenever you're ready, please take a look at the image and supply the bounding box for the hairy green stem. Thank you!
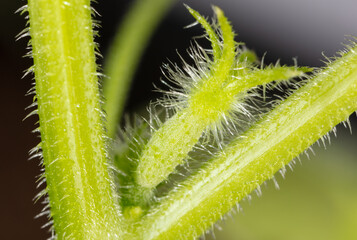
[134,45,357,239]
[103,0,175,138]
[28,0,121,238]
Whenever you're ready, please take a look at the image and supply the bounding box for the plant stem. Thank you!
[27,0,121,238]
[134,45,357,240]
[103,0,175,138]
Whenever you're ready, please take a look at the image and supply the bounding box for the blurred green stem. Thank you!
[103,0,176,138]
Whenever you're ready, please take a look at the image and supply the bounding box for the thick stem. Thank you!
[28,0,122,238]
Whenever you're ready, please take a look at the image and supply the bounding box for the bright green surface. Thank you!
[27,0,121,238]
[207,133,357,240]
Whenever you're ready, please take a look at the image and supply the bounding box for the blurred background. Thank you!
[1,0,356,239]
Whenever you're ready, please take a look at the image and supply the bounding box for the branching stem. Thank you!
[27,1,357,239]
[134,45,357,240]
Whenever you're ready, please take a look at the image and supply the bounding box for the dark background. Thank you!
[1,0,357,239]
